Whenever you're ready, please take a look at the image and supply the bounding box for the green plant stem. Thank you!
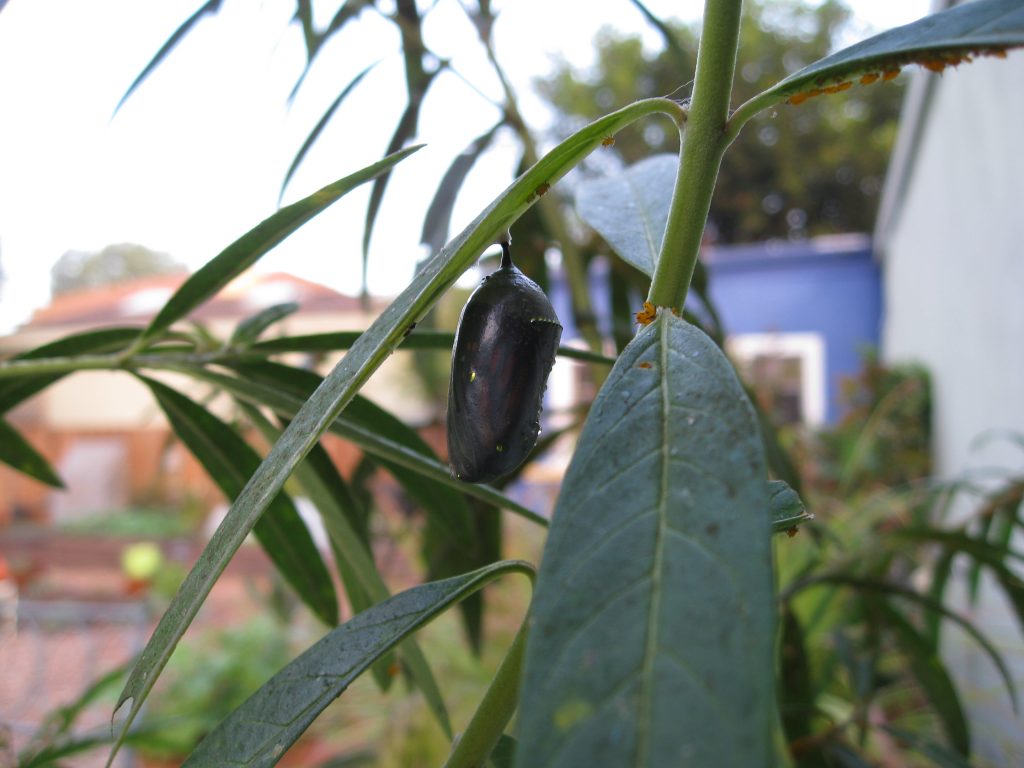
[648,0,744,311]
[443,618,530,768]
[0,339,615,381]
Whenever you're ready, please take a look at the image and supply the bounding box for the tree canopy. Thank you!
[50,243,185,295]
[537,0,903,243]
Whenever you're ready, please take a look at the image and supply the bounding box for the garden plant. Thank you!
[3,0,1024,766]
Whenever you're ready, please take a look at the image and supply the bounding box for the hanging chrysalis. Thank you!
[447,234,562,483]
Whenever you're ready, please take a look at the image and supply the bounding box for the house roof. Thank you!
[23,271,370,329]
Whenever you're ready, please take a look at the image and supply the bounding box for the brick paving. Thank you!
[0,533,277,767]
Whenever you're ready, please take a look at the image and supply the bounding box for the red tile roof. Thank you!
[25,272,369,329]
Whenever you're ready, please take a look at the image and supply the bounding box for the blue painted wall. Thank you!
[702,235,881,424]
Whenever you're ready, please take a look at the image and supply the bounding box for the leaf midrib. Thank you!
[635,316,671,766]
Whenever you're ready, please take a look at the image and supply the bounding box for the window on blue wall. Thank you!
[728,333,826,428]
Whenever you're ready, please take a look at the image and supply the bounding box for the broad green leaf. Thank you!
[279,60,380,202]
[575,154,677,277]
[0,327,142,413]
[770,479,813,534]
[0,417,63,488]
[181,560,534,767]
[229,302,299,347]
[141,376,338,626]
[138,145,423,347]
[251,329,616,364]
[516,312,775,767]
[238,403,444,711]
[873,600,969,755]
[733,0,1024,123]
[421,122,503,253]
[114,0,224,114]
[109,97,683,761]
[573,155,726,349]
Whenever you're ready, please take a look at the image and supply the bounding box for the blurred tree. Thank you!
[538,0,903,243]
[51,243,184,295]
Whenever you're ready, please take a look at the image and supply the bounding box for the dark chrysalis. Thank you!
[447,237,562,484]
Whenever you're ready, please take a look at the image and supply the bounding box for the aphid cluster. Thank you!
[447,237,562,484]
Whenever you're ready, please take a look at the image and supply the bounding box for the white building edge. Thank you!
[875,2,1024,762]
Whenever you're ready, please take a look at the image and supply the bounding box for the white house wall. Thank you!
[880,51,1024,766]
[882,53,1024,477]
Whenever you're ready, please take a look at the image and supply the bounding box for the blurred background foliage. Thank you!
[5,1,1023,766]
[538,0,902,243]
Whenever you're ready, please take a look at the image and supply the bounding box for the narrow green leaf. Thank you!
[893,526,1024,566]
[791,574,1018,711]
[873,600,970,755]
[0,327,142,413]
[239,403,443,708]
[575,154,678,277]
[778,608,816,749]
[139,145,423,346]
[114,0,224,114]
[893,527,1024,639]
[181,561,534,767]
[230,360,476,549]
[279,60,380,202]
[156,361,547,527]
[926,550,956,648]
[251,329,616,364]
[770,479,814,534]
[291,0,318,59]
[732,0,1024,125]
[229,302,299,347]
[486,735,518,768]
[109,97,682,762]
[0,417,64,488]
[628,0,690,71]
[361,94,434,291]
[421,122,503,253]
[287,0,375,102]
[140,376,338,627]
[516,312,775,767]
[229,361,499,645]
[880,726,974,768]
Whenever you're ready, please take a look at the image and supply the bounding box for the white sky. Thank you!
[0,0,930,334]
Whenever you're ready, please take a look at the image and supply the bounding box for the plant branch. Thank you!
[443,616,531,768]
[648,0,744,310]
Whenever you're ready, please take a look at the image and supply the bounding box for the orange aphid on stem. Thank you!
[635,302,658,326]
